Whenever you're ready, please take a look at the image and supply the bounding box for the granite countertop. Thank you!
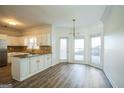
[13,54,40,58]
[13,53,51,58]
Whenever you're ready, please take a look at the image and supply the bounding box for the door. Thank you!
[74,38,85,63]
[90,36,102,68]
[59,38,68,62]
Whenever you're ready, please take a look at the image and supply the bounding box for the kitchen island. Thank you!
[11,54,51,81]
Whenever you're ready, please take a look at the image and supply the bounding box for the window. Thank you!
[91,36,101,65]
[24,37,39,49]
[60,38,68,60]
[74,39,84,61]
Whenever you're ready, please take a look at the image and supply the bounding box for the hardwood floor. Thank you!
[0,64,12,84]
[0,63,112,88]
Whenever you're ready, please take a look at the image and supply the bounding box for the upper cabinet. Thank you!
[1,25,52,46]
[23,32,51,47]
[7,36,24,46]
[39,32,51,46]
[0,34,7,40]
[24,25,52,46]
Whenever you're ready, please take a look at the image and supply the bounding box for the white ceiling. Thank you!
[0,5,106,30]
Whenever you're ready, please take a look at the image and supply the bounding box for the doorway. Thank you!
[59,38,68,62]
[90,36,102,68]
[74,38,85,63]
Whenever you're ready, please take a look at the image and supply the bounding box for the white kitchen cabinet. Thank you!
[47,54,52,68]
[38,55,52,71]
[30,57,38,74]
[7,36,24,46]
[12,57,30,81]
[0,34,7,40]
[20,58,30,77]
[12,54,52,81]
[31,33,50,46]
[44,54,51,69]
[8,53,12,63]
[44,55,48,68]
[38,55,45,71]
[23,32,51,46]
[40,33,51,45]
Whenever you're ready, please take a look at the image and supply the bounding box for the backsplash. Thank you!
[7,46,52,54]
[7,46,27,52]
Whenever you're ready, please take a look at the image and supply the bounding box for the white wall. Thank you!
[51,26,59,66]
[103,6,124,87]
[52,21,103,67]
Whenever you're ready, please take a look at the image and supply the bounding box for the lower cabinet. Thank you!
[20,58,30,77]
[44,54,51,68]
[48,54,52,67]
[12,57,30,81]
[12,54,52,81]
[30,57,38,74]
[38,56,45,71]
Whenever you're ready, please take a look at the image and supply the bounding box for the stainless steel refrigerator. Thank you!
[0,39,7,67]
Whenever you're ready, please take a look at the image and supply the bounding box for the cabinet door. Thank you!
[47,54,51,67]
[41,33,51,45]
[30,57,38,74]
[41,34,47,45]
[37,35,42,46]
[20,58,30,77]
[44,55,51,69]
[44,55,48,68]
[38,56,45,71]
[47,33,51,45]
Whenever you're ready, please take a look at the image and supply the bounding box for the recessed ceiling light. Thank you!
[8,21,16,25]
[2,18,23,27]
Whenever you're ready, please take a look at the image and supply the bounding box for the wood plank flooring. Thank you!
[0,63,112,88]
[0,64,12,84]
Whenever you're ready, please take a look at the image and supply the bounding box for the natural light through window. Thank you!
[74,39,84,61]
[60,38,68,60]
[91,36,101,65]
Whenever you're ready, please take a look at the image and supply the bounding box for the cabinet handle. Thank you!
[37,60,40,62]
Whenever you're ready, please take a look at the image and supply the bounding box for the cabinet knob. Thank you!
[37,60,40,62]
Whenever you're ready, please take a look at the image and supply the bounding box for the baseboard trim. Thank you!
[103,69,118,88]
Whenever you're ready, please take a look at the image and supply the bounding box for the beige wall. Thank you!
[103,6,124,87]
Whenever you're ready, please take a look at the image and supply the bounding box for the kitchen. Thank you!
[0,24,52,83]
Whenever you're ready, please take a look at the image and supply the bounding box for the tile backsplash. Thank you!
[7,45,52,54]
